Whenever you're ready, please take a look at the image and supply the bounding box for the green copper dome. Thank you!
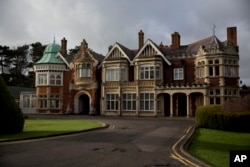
[36,42,64,64]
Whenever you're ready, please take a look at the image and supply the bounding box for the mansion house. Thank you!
[20,27,239,117]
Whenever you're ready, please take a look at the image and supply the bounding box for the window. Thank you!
[49,95,60,109]
[23,95,30,108]
[106,93,118,110]
[76,63,91,78]
[140,93,154,111]
[39,95,47,108]
[139,66,160,80]
[173,68,184,80]
[197,61,205,78]
[122,93,136,111]
[50,74,55,85]
[38,74,47,85]
[56,75,61,85]
[105,67,126,81]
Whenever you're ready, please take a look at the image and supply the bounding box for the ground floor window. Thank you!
[210,97,221,104]
[38,94,60,109]
[106,93,119,110]
[122,93,136,111]
[49,94,60,108]
[140,93,154,111]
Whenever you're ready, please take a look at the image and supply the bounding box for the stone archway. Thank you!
[157,93,171,116]
[173,93,187,116]
[74,91,92,114]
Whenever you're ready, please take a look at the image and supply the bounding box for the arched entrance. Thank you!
[190,92,204,116]
[79,94,90,115]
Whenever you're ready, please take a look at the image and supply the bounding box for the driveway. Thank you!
[0,116,194,167]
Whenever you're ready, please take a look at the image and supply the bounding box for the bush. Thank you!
[195,105,250,132]
[0,75,25,134]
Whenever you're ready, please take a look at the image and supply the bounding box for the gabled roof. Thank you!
[101,42,136,65]
[133,39,171,65]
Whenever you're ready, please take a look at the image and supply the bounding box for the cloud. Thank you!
[0,0,249,84]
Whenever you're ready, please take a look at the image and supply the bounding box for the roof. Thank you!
[7,86,35,99]
[35,42,65,64]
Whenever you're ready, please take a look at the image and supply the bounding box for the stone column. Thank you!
[186,94,190,118]
[170,94,173,117]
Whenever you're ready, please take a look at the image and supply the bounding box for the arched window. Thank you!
[56,75,61,85]
[50,74,55,85]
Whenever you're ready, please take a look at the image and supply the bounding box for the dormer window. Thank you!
[76,63,91,78]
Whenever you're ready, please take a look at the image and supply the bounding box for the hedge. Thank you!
[195,105,250,133]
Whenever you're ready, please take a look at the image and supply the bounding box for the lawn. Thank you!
[0,119,103,142]
[188,128,250,167]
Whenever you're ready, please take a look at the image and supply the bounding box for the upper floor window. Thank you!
[76,63,91,78]
[49,74,62,85]
[139,65,160,80]
[38,74,47,85]
[105,67,126,81]
[208,59,220,77]
[173,68,184,80]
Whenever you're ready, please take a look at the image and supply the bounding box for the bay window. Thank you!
[140,93,154,111]
[105,67,126,81]
[139,65,160,80]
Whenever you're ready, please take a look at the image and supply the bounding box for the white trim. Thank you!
[133,39,171,65]
[98,43,133,69]
[55,52,71,69]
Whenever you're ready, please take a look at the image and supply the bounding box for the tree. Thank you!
[5,45,29,86]
[0,75,24,134]
[0,45,10,74]
[30,42,45,63]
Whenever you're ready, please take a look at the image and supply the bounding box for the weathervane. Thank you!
[212,24,216,36]
[53,36,56,43]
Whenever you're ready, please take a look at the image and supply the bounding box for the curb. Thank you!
[172,125,211,167]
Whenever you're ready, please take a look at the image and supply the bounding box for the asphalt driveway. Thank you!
[0,115,194,167]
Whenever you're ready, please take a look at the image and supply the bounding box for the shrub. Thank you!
[0,75,25,134]
[195,105,250,132]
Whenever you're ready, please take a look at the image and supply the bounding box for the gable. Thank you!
[133,39,171,65]
[101,43,133,64]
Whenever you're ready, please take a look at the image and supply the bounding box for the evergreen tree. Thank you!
[0,75,24,134]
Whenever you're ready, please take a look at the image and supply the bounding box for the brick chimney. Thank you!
[61,37,67,56]
[170,32,180,50]
[227,27,237,46]
[138,30,144,50]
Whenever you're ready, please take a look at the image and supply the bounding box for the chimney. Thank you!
[138,30,144,50]
[61,37,67,55]
[170,32,180,50]
[227,27,237,46]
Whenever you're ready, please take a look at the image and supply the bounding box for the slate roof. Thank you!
[116,42,137,61]
[7,86,35,99]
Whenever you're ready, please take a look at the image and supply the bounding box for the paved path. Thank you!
[0,116,194,167]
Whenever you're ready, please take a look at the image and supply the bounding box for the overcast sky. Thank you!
[1,0,250,85]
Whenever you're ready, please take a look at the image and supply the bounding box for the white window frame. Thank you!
[105,67,126,81]
[140,93,154,111]
[139,65,160,80]
[37,73,48,85]
[76,63,91,78]
[122,93,136,111]
[106,93,119,111]
[173,68,184,80]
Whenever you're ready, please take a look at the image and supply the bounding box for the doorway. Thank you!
[79,94,90,115]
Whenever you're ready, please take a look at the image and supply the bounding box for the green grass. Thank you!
[188,128,250,167]
[0,119,103,142]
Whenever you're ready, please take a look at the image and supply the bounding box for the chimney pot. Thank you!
[61,37,67,55]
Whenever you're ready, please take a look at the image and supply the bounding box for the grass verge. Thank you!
[0,119,103,142]
[188,128,250,167]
